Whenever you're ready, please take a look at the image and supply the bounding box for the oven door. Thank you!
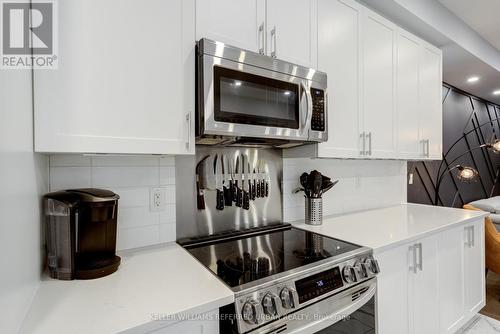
[199,54,312,141]
[259,279,377,334]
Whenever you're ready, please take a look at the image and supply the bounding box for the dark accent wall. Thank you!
[408,84,500,207]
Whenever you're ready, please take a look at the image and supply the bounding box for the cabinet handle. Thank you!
[464,226,471,248]
[367,132,372,156]
[421,140,425,157]
[409,245,417,273]
[426,139,430,157]
[471,226,475,247]
[270,26,277,58]
[360,132,366,155]
[416,243,423,271]
[185,112,191,150]
[258,22,265,55]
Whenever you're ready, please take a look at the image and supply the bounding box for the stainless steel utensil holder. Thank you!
[305,198,322,225]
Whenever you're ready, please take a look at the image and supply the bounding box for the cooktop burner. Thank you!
[184,225,361,289]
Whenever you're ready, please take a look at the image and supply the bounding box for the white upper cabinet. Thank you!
[296,0,443,160]
[34,0,195,155]
[267,0,318,67]
[397,30,422,159]
[195,0,266,53]
[420,42,443,160]
[195,0,317,68]
[317,0,362,158]
[362,11,397,159]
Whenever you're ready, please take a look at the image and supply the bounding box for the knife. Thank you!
[252,167,257,200]
[214,154,224,210]
[223,154,233,206]
[235,156,242,207]
[247,160,253,202]
[196,155,209,210]
[260,160,269,197]
[242,154,250,210]
[256,162,261,198]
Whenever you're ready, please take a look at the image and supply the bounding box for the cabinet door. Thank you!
[316,0,362,159]
[464,220,486,317]
[196,0,266,53]
[409,235,439,334]
[419,43,443,160]
[267,0,318,67]
[34,0,195,155]
[438,224,466,334]
[362,10,397,159]
[396,30,422,159]
[375,244,410,334]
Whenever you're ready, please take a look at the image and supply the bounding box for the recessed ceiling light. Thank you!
[493,90,500,95]
[467,76,479,83]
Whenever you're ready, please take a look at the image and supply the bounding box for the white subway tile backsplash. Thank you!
[118,207,160,229]
[283,158,406,222]
[117,225,160,250]
[159,166,176,185]
[93,166,159,187]
[48,155,177,250]
[49,167,91,191]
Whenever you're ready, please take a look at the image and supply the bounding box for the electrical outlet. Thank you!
[409,173,414,185]
[150,187,167,212]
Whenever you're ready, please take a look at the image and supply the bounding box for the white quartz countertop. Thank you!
[292,203,488,254]
[20,242,234,334]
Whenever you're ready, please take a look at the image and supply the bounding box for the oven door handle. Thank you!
[288,283,377,334]
[300,81,313,134]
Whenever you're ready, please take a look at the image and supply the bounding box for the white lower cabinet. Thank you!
[376,219,485,334]
[149,310,219,334]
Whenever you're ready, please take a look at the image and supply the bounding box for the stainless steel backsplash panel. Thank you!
[176,146,283,241]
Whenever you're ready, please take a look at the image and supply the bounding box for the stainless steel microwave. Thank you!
[196,38,328,147]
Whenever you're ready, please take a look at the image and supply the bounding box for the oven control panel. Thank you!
[310,88,325,132]
[234,255,379,333]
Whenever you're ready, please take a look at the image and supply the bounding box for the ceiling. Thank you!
[438,0,500,51]
[437,0,500,105]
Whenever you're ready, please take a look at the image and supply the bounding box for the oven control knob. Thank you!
[354,261,368,278]
[280,287,296,309]
[262,293,279,316]
[342,265,357,283]
[242,299,260,325]
[364,257,380,274]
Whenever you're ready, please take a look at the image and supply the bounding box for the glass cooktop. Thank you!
[184,226,360,288]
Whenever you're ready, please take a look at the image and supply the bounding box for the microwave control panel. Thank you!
[311,88,325,132]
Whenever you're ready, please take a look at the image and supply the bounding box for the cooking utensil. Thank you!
[252,167,257,200]
[321,180,338,196]
[247,160,253,202]
[312,172,322,198]
[235,156,242,207]
[242,155,250,210]
[260,160,269,197]
[223,155,233,206]
[196,155,209,210]
[256,162,262,198]
[300,172,310,197]
[214,154,224,211]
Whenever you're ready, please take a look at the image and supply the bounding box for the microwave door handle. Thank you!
[300,81,312,131]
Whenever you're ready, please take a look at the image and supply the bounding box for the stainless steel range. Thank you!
[181,224,379,333]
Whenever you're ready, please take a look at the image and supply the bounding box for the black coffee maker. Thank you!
[44,189,121,280]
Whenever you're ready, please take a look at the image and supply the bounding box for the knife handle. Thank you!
[233,181,238,202]
[265,181,269,197]
[256,180,261,198]
[243,191,250,210]
[236,187,243,207]
[196,181,205,210]
[224,184,233,206]
[252,180,257,200]
[216,189,224,210]
[248,180,252,200]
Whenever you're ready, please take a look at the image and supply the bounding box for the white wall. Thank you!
[0,71,48,332]
[282,158,407,222]
[48,155,176,250]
